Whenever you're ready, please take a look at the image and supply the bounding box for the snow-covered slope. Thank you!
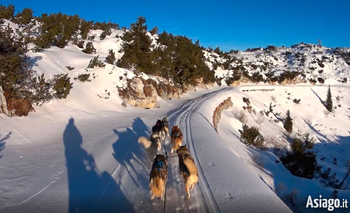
[204,44,350,84]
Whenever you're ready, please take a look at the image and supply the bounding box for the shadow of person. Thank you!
[0,132,11,159]
[63,118,134,213]
[112,117,151,189]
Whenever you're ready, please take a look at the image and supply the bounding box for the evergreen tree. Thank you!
[281,134,317,179]
[0,4,15,20]
[80,19,93,39]
[105,49,116,64]
[326,84,333,112]
[82,42,96,54]
[149,26,158,35]
[52,74,73,99]
[117,16,154,73]
[14,8,33,25]
[283,110,293,133]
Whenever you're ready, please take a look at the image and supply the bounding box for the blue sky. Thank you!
[2,0,350,51]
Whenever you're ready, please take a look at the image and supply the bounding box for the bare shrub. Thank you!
[284,189,299,208]
[66,66,75,71]
[271,96,277,102]
[256,113,264,124]
[265,136,285,150]
[252,155,264,170]
[324,109,330,116]
[7,98,34,116]
[292,98,301,104]
[233,109,248,123]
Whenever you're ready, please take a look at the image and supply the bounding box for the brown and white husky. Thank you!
[176,145,198,200]
[149,154,168,200]
[170,126,183,154]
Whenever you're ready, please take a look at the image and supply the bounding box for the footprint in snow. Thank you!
[210,161,216,166]
[226,191,234,199]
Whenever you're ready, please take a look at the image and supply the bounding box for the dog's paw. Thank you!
[185,196,190,200]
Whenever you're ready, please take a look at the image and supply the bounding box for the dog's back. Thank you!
[171,126,183,140]
[149,154,168,200]
[162,118,169,128]
[176,145,198,199]
[152,120,162,135]
[170,126,183,153]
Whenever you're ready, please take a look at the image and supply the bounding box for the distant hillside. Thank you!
[1,4,349,117]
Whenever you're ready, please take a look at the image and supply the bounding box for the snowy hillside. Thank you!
[204,44,350,85]
[1,17,350,213]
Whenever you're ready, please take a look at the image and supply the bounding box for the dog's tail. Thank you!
[164,126,170,138]
[183,157,199,183]
[138,136,152,149]
[149,177,164,198]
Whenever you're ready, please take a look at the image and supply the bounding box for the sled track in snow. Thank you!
[166,88,227,213]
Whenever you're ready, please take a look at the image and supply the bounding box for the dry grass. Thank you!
[256,113,265,124]
[251,154,264,170]
[233,109,248,123]
[271,96,277,102]
[265,135,286,150]
[7,98,34,116]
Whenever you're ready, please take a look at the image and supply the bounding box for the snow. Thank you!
[1,20,350,213]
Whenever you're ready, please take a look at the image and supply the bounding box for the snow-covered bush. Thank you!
[239,124,265,149]
[281,134,317,179]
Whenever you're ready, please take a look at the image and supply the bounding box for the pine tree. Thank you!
[0,4,15,20]
[82,42,96,54]
[14,8,33,25]
[326,84,333,112]
[105,49,116,64]
[283,110,293,133]
[149,26,158,35]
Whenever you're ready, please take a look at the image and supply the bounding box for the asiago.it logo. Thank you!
[306,195,348,211]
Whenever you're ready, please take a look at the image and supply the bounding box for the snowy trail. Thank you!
[164,88,228,213]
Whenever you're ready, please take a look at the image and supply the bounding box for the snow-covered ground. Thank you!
[1,83,350,213]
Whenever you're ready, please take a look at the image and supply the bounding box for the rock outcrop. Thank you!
[0,86,10,116]
[213,97,233,132]
[118,78,158,108]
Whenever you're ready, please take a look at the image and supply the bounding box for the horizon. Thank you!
[1,0,350,51]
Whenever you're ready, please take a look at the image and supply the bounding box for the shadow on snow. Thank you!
[63,117,134,213]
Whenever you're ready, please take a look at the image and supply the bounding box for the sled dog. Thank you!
[152,118,169,141]
[176,145,199,200]
[138,132,161,151]
[149,154,168,200]
[170,126,183,154]
[160,117,170,140]
[138,132,162,162]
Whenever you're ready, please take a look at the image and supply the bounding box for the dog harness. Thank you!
[155,161,167,177]
[156,161,166,171]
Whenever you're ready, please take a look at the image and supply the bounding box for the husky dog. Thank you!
[160,118,170,140]
[149,154,168,200]
[151,120,163,136]
[170,126,183,154]
[152,118,169,141]
[138,132,162,161]
[176,145,199,200]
